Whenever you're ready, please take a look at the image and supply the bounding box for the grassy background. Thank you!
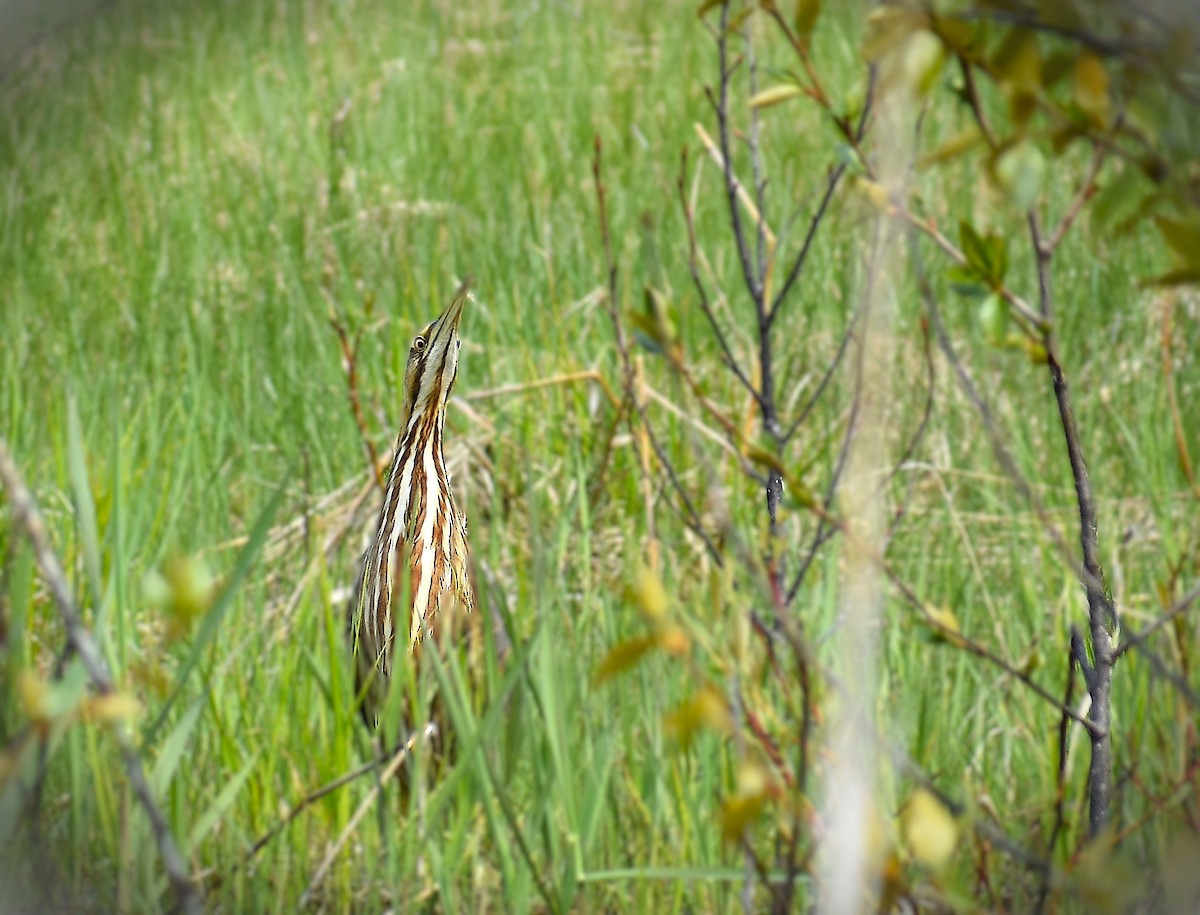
[1,0,1197,911]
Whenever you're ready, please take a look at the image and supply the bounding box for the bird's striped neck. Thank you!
[367,403,458,659]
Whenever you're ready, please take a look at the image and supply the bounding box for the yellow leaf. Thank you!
[862,7,929,63]
[720,759,778,842]
[1155,216,1200,265]
[1073,52,1111,128]
[992,27,1041,123]
[593,636,658,685]
[17,670,48,722]
[926,605,966,648]
[793,0,821,41]
[851,176,890,212]
[656,625,691,658]
[993,27,1042,94]
[749,84,804,109]
[83,692,145,724]
[626,565,669,622]
[664,685,731,746]
[901,788,958,870]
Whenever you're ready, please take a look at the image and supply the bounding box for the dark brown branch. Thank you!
[769,164,845,326]
[593,137,723,565]
[1044,149,1105,256]
[677,149,765,411]
[959,57,998,149]
[714,2,764,317]
[1029,211,1116,836]
[0,441,203,915]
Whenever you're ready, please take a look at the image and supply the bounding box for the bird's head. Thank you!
[401,288,469,427]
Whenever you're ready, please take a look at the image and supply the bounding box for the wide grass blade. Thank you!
[144,481,286,744]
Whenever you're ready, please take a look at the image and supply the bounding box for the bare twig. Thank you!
[1029,211,1116,836]
[298,724,437,908]
[593,137,722,564]
[1114,583,1200,661]
[713,3,763,313]
[328,307,384,490]
[771,68,875,322]
[1044,149,1105,255]
[678,147,766,410]
[0,441,203,915]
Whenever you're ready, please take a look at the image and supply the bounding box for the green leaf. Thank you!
[1092,167,1150,233]
[144,481,286,744]
[946,264,986,294]
[958,221,1007,287]
[749,84,804,109]
[980,292,1008,342]
[994,140,1045,212]
[151,697,204,796]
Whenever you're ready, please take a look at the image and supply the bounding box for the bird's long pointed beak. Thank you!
[431,284,470,348]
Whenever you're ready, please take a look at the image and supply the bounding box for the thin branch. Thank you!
[328,305,384,490]
[769,165,845,325]
[714,2,763,313]
[883,316,937,539]
[1029,210,1116,837]
[959,57,998,149]
[593,137,723,565]
[0,441,203,915]
[298,724,437,908]
[678,147,765,410]
[768,70,874,324]
[1044,148,1105,255]
[745,24,769,306]
[1114,583,1200,661]
[780,309,859,445]
[894,203,1045,332]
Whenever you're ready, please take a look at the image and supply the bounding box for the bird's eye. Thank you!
[413,336,427,353]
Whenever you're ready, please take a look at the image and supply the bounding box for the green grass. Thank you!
[1,1,1198,912]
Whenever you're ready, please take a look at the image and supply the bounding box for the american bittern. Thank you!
[349,288,475,732]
